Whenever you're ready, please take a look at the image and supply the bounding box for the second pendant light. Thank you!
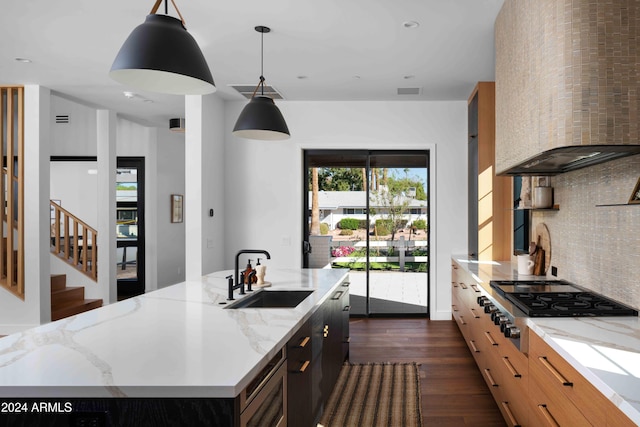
[233,26,290,141]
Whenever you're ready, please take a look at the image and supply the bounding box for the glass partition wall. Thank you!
[304,150,430,316]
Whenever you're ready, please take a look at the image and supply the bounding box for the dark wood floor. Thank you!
[349,318,506,427]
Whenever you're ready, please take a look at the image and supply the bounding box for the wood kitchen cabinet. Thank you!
[529,331,636,427]
[452,260,529,427]
[467,82,511,261]
[452,259,638,427]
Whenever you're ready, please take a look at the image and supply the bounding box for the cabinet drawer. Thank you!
[499,355,528,427]
[498,400,527,427]
[529,372,592,427]
[529,332,607,427]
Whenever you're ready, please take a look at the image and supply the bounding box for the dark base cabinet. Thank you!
[288,277,350,427]
[287,318,313,427]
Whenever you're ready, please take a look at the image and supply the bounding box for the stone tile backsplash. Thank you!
[530,155,640,309]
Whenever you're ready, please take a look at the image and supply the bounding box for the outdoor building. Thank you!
[309,189,427,231]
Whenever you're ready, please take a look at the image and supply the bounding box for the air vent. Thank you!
[55,115,69,124]
[229,84,283,100]
[397,87,421,95]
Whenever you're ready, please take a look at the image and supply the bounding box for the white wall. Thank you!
[50,161,98,227]
[48,95,188,297]
[156,129,186,287]
[223,101,468,320]
[185,94,226,278]
[50,94,97,156]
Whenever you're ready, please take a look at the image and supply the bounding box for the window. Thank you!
[343,208,367,215]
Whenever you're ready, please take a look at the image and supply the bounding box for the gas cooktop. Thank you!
[490,279,582,296]
[489,280,638,317]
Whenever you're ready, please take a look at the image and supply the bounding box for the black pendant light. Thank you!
[233,26,290,140]
[110,0,215,95]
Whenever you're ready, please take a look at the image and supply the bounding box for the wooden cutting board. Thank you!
[535,223,551,274]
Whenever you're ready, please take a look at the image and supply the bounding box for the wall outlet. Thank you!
[551,266,558,277]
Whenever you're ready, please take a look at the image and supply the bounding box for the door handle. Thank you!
[303,241,312,254]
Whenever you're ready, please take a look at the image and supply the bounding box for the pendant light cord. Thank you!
[250,27,267,98]
[260,29,265,96]
[150,0,186,27]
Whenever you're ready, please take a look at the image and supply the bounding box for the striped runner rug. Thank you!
[318,362,423,427]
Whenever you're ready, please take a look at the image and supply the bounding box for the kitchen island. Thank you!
[452,256,640,425]
[0,268,349,425]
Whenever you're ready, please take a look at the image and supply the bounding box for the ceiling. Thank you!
[1,0,505,127]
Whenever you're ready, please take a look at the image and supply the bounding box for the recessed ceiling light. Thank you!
[402,21,420,29]
[353,75,362,80]
[297,75,308,80]
[123,91,153,103]
[15,57,32,63]
[404,75,415,80]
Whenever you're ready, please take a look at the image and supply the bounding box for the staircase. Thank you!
[51,274,103,321]
[50,201,98,281]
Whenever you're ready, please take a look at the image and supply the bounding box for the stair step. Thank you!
[51,299,103,321]
[50,274,67,292]
[51,286,85,309]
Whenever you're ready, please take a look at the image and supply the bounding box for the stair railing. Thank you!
[50,201,98,281]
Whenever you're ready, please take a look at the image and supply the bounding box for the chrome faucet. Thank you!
[233,249,271,299]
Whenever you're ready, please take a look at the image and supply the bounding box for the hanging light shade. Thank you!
[233,26,290,140]
[109,0,215,95]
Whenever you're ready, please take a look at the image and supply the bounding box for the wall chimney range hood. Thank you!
[498,145,640,176]
[495,1,640,176]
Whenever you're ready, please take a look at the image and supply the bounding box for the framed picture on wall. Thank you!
[171,194,183,223]
[629,178,640,204]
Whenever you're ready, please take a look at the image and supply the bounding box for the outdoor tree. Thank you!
[370,185,410,241]
[387,170,427,200]
[313,168,364,191]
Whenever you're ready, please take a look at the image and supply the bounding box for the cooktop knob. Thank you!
[484,304,497,314]
[496,315,508,327]
[500,320,511,333]
[490,310,501,321]
[477,296,489,306]
[505,325,521,339]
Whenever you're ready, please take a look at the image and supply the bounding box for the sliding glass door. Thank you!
[303,150,430,316]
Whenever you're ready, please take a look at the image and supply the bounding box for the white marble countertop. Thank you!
[452,255,640,424]
[0,268,348,398]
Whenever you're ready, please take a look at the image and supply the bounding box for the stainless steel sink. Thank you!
[225,290,314,309]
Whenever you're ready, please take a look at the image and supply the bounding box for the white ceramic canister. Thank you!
[533,187,553,208]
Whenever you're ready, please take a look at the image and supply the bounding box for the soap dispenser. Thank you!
[243,259,257,284]
[255,258,267,286]
[243,259,252,284]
